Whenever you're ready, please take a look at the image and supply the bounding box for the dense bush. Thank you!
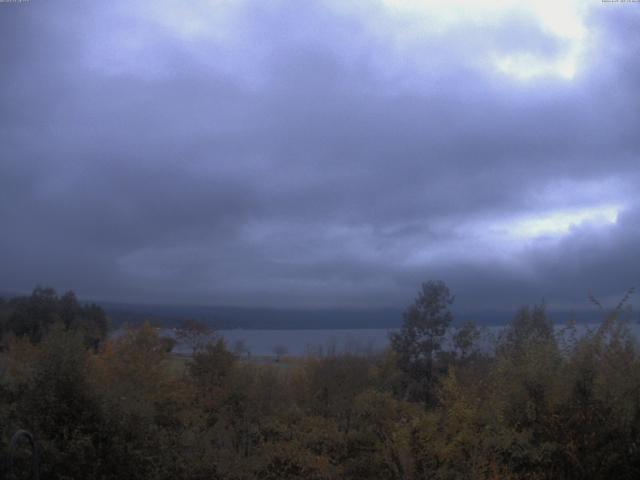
[1,285,640,479]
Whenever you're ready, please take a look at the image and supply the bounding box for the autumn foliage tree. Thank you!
[390,280,455,404]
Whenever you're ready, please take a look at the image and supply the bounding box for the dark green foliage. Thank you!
[188,338,236,391]
[4,287,109,347]
[452,320,482,362]
[390,280,454,404]
[498,304,554,356]
[6,287,61,343]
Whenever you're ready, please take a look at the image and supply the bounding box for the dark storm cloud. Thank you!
[1,0,639,312]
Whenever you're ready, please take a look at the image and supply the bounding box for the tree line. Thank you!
[0,282,639,479]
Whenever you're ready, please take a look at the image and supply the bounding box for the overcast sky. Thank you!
[1,0,639,312]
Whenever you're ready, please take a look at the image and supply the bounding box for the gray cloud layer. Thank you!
[1,0,639,312]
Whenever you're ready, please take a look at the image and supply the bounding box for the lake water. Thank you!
[167,322,640,357]
[161,323,640,356]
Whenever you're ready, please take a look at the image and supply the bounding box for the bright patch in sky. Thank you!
[508,205,619,239]
[140,0,240,40]
[495,52,578,80]
[131,0,592,82]
[382,0,588,81]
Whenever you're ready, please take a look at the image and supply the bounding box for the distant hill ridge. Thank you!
[0,290,610,330]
